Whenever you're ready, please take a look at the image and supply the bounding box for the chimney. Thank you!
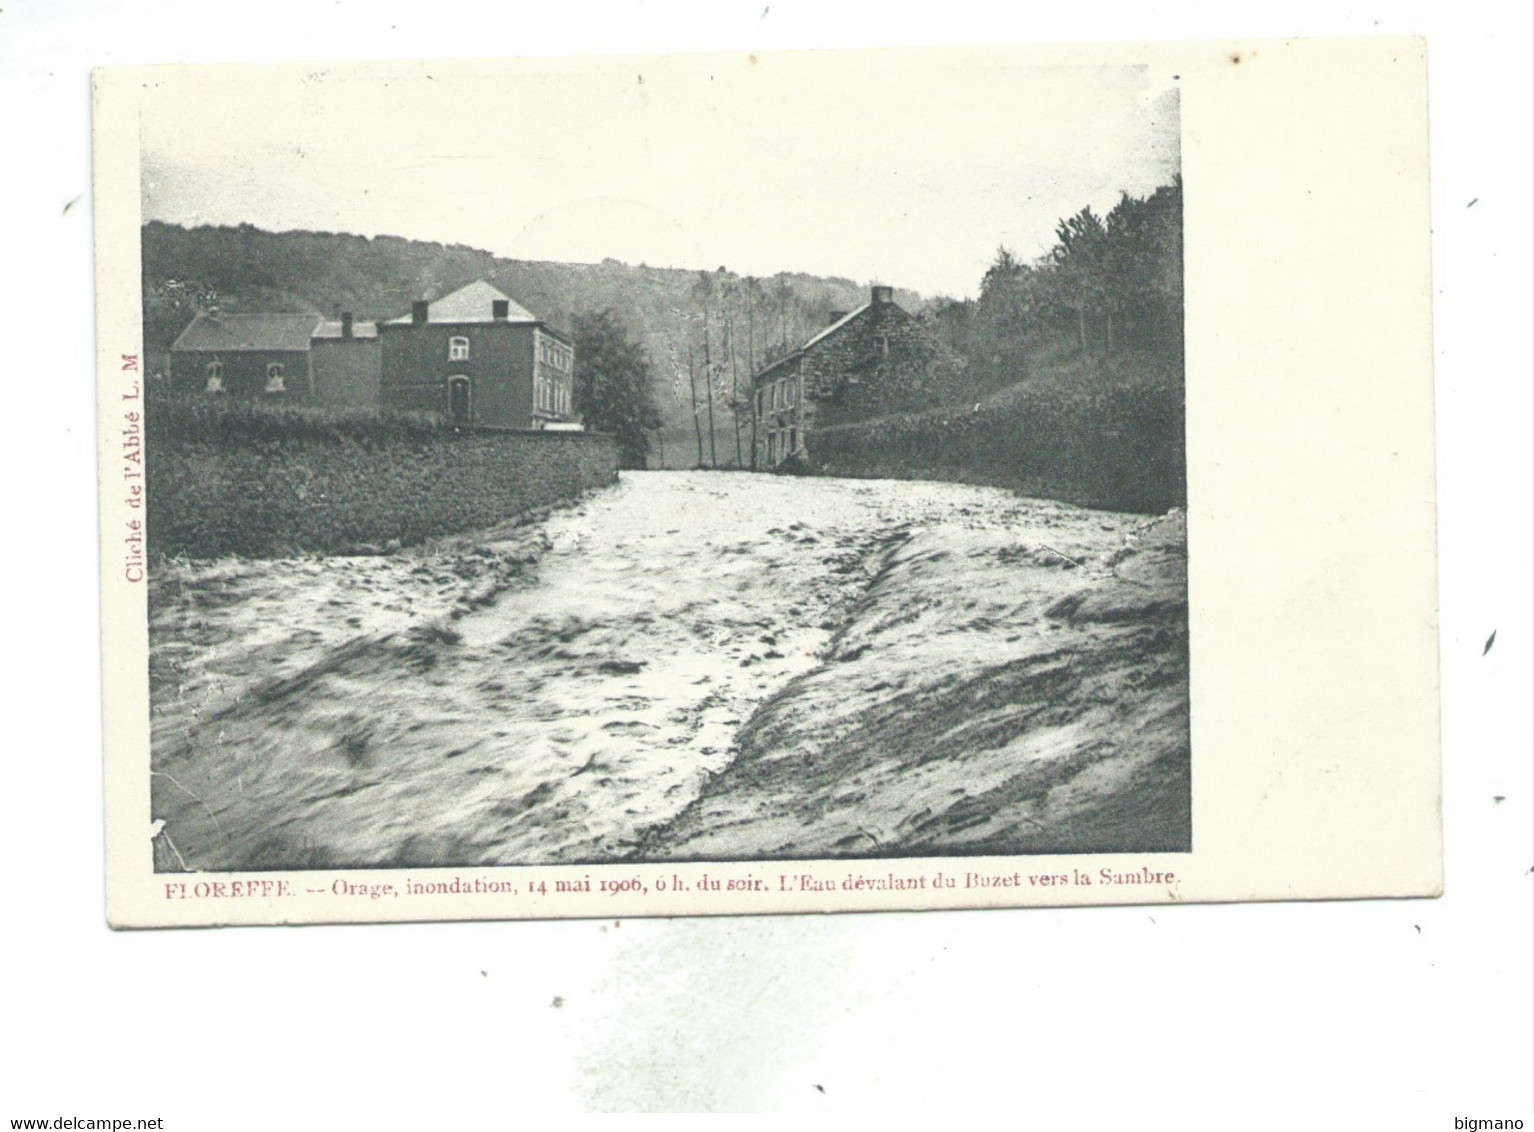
[341,312,354,340]
[412,300,429,326]
[871,285,894,305]
[492,299,509,321]
[828,310,847,326]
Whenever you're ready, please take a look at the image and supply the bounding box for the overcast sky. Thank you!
[139,51,1179,299]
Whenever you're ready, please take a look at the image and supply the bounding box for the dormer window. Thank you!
[265,363,286,393]
[205,361,225,394]
[449,336,470,362]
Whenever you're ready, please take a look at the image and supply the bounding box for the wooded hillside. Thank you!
[814,179,1186,512]
[140,221,920,466]
[926,178,1184,398]
[143,176,1181,487]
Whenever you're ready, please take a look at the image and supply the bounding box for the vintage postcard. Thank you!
[95,39,1440,927]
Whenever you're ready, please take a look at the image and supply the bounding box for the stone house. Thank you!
[751,285,960,468]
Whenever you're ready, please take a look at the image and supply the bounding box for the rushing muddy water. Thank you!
[150,471,1188,870]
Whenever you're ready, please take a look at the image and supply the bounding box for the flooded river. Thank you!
[150,471,1187,870]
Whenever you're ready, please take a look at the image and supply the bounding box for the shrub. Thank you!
[809,378,1184,514]
[146,387,450,445]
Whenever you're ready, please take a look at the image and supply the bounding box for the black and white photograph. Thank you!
[92,39,1442,927]
[135,55,1190,876]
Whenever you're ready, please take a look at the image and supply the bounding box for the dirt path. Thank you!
[150,471,1185,870]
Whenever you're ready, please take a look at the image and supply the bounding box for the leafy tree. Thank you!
[142,277,220,366]
[975,246,1041,383]
[925,178,1183,405]
[572,310,663,469]
[1049,206,1110,364]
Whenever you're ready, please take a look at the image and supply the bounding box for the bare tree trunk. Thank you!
[702,305,718,468]
[688,342,703,467]
[705,371,718,468]
[747,287,758,471]
[726,308,743,468]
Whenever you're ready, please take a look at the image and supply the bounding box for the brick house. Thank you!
[310,314,380,408]
[751,285,960,468]
[378,280,575,429]
[169,313,323,399]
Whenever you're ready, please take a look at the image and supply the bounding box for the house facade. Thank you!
[167,280,576,431]
[752,285,959,468]
[310,314,380,408]
[378,280,575,429]
[169,313,323,399]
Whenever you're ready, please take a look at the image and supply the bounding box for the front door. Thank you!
[448,376,471,425]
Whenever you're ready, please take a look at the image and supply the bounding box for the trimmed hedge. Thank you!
[145,392,619,558]
[149,389,452,444]
[809,379,1185,515]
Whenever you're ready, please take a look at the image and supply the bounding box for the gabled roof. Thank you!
[171,313,322,353]
[383,280,539,325]
[798,302,871,352]
[752,303,875,385]
[752,351,801,384]
[312,319,379,340]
